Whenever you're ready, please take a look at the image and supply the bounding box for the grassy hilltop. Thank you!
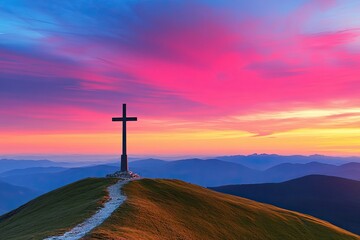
[0,178,117,240]
[87,179,359,240]
[0,178,359,240]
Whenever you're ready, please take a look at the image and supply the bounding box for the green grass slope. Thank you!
[87,179,359,240]
[0,178,116,240]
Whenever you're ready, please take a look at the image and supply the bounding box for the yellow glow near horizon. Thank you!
[1,127,360,156]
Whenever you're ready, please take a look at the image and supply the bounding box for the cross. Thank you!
[112,103,137,172]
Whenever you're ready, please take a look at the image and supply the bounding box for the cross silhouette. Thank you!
[112,104,137,172]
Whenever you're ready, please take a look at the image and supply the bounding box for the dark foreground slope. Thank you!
[87,179,359,240]
[211,175,360,235]
[0,178,116,240]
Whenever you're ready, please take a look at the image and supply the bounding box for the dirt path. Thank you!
[44,179,128,240]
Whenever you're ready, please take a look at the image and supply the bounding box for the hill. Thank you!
[262,162,337,182]
[210,175,360,234]
[1,178,358,240]
[0,181,40,215]
[0,178,117,240]
[262,162,360,182]
[88,179,360,239]
[334,163,360,180]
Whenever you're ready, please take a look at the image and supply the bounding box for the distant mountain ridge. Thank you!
[262,161,360,182]
[0,159,67,173]
[0,159,95,173]
[0,165,118,192]
[1,159,359,192]
[216,154,360,170]
[210,175,360,235]
[132,158,259,186]
[131,159,360,185]
[0,158,359,221]
[0,167,67,177]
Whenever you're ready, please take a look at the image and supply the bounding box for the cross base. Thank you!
[106,170,140,179]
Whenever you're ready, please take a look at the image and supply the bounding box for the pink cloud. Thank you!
[2,0,360,138]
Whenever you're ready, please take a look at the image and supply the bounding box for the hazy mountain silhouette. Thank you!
[1,159,359,193]
[0,159,259,188]
[262,162,360,182]
[1,158,359,231]
[106,158,168,171]
[0,167,67,177]
[0,165,117,192]
[334,163,360,180]
[0,159,68,173]
[130,158,168,168]
[0,180,40,215]
[210,175,360,234]
[130,159,359,185]
[132,159,260,186]
[262,162,337,182]
[216,154,360,170]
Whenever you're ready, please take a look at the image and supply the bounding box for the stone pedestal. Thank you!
[106,171,140,179]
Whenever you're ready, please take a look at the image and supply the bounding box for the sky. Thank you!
[1,0,360,157]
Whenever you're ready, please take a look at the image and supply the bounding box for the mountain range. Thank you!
[0,159,68,173]
[12,158,354,188]
[1,158,359,192]
[215,154,360,170]
[132,159,360,185]
[210,175,360,235]
[0,157,359,216]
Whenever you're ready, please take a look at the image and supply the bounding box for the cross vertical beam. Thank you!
[121,103,127,171]
[112,103,137,172]
[122,103,127,158]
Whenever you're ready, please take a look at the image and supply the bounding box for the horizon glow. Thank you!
[1,0,360,157]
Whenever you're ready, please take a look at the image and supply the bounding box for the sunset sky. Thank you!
[1,0,360,157]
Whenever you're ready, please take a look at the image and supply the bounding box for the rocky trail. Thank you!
[44,179,128,240]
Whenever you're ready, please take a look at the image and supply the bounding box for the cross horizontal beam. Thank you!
[112,117,137,121]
